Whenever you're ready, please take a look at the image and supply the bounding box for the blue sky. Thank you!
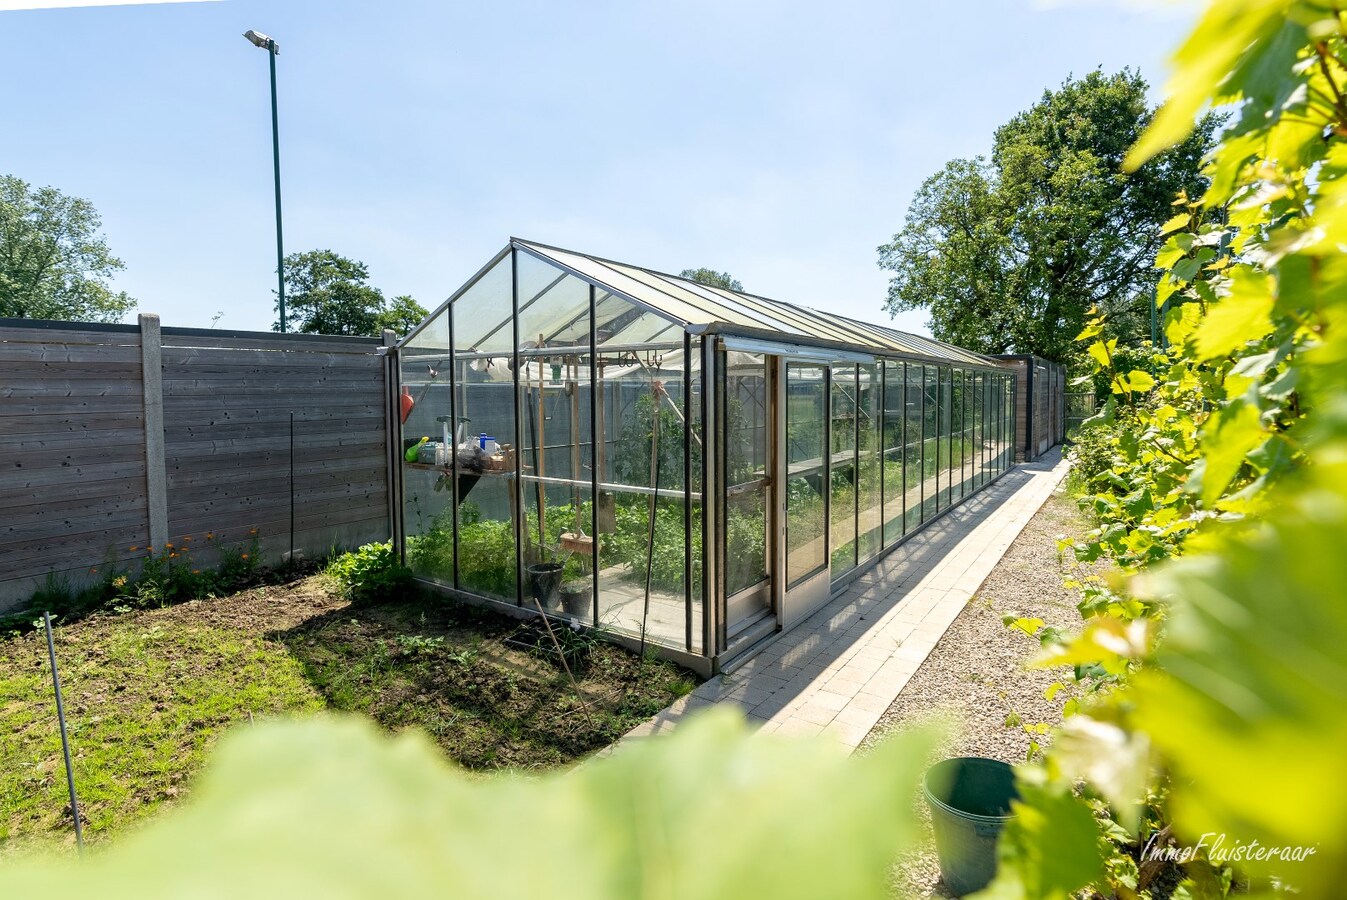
[2,0,1199,336]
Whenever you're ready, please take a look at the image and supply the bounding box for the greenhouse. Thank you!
[391,239,1016,675]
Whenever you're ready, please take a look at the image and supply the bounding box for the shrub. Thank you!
[1064,416,1120,489]
[326,542,411,602]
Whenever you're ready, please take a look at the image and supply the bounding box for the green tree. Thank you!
[0,174,136,323]
[877,70,1217,361]
[376,295,429,335]
[679,267,743,291]
[276,250,426,336]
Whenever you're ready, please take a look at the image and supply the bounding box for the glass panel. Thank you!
[517,243,715,326]
[998,375,1007,474]
[857,362,882,564]
[599,302,683,348]
[401,310,454,587]
[992,376,1002,475]
[951,369,962,499]
[514,252,597,623]
[948,368,962,502]
[903,364,924,532]
[724,351,770,603]
[973,372,985,489]
[830,363,858,580]
[621,267,805,339]
[995,375,1003,475]
[592,294,695,649]
[1002,376,1012,473]
[881,361,905,546]
[991,374,1002,476]
[785,362,827,587]
[689,338,705,654]
[980,371,991,487]
[681,278,855,345]
[400,254,519,601]
[921,366,939,520]
[938,367,954,508]
[964,371,975,498]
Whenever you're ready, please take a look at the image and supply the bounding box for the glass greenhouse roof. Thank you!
[408,238,999,368]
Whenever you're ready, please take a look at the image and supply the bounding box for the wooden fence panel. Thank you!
[0,326,150,605]
[0,318,390,612]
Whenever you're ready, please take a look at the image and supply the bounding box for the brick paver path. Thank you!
[620,449,1071,750]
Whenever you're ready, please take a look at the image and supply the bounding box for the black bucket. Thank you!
[922,757,1019,896]
[559,579,592,618]
[526,563,564,609]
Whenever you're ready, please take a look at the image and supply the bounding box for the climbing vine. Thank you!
[987,4,1347,897]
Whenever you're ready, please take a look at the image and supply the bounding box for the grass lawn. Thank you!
[0,576,697,858]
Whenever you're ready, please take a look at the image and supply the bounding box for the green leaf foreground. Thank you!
[0,711,938,899]
[991,1,1347,896]
[1133,455,1347,895]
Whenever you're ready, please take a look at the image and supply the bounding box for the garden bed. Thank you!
[0,575,697,857]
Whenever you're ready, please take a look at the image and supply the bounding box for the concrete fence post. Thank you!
[139,314,169,552]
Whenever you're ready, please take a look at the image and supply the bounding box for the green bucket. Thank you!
[922,757,1019,897]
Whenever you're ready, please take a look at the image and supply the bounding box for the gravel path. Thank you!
[859,482,1099,897]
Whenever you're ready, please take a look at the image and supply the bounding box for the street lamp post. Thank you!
[243,29,286,332]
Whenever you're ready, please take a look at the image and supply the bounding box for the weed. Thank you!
[29,572,75,613]
[394,634,446,656]
[326,542,411,602]
[668,676,697,698]
[444,646,479,667]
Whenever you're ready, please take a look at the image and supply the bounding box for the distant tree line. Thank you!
[877,69,1219,362]
[0,173,424,336]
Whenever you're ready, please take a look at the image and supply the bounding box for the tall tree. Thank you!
[376,295,430,335]
[877,70,1217,361]
[679,267,743,291]
[0,174,136,323]
[276,250,427,336]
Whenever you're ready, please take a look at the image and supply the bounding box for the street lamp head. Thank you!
[243,30,278,53]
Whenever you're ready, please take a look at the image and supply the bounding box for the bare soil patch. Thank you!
[1,576,696,856]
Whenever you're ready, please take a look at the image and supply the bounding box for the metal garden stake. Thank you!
[44,611,84,852]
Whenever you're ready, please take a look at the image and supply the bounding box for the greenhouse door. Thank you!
[779,360,831,628]
[723,352,773,644]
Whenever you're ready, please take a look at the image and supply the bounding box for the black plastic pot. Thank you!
[922,757,1019,896]
[526,563,564,609]
[559,579,592,618]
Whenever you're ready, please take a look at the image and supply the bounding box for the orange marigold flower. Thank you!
[89,568,98,574]
[169,552,178,558]
[241,553,250,560]
[206,532,215,540]
[129,545,139,552]
[183,536,192,543]
[192,570,201,575]
[249,528,259,535]
[165,542,174,550]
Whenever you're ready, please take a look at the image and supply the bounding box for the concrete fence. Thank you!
[0,315,392,612]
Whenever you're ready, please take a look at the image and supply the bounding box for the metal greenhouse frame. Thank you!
[388,239,1017,676]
